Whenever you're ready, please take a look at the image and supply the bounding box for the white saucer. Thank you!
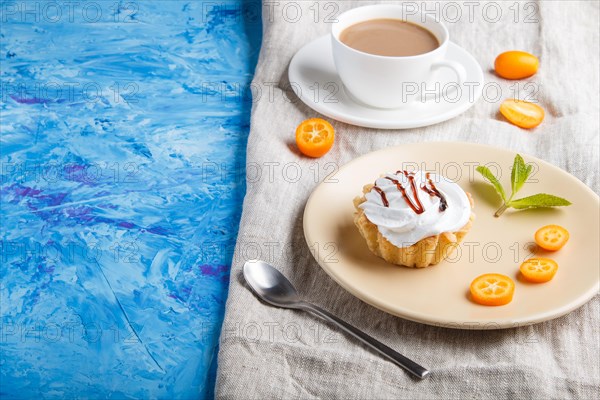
[288,35,484,129]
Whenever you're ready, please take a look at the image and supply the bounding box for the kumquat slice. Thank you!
[470,273,515,306]
[499,99,545,129]
[534,224,570,251]
[519,258,558,283]
[295,118,335,158]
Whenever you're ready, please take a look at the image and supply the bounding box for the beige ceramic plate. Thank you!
[303,142,599,329]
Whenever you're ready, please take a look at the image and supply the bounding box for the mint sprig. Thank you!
[476,154,572,217]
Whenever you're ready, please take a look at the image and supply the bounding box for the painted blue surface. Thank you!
[0,1,261,398]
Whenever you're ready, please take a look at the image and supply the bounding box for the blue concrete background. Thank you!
[1,1,261,398]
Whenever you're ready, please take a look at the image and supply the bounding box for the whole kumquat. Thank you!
[495,51,539,80]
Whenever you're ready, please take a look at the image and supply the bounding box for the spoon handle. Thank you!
[299,302,430,379]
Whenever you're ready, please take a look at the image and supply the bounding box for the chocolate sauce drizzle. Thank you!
[371,186,389,207]
[370,171,449,214]
[421,172,448,212]
[385,172,425,214]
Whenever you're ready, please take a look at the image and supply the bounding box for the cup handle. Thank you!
[432,60,467,84]
[421,60,467,102]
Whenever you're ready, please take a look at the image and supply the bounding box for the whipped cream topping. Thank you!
[360,171,471,247]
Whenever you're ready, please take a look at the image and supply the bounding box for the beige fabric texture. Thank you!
[216,1,600,398]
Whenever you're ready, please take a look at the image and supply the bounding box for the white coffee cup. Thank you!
[331,5,466,109]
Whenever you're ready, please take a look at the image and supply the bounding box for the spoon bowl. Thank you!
[243,259,302,307]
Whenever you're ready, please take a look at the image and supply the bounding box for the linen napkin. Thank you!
[216,1,600,398]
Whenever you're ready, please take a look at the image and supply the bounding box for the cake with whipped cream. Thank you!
[353,170,475,268]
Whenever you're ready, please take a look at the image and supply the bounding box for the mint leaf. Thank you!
[509,194,572,209]
[511,154,533,196]
[476,165,506,201]
[479,154,572,217]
